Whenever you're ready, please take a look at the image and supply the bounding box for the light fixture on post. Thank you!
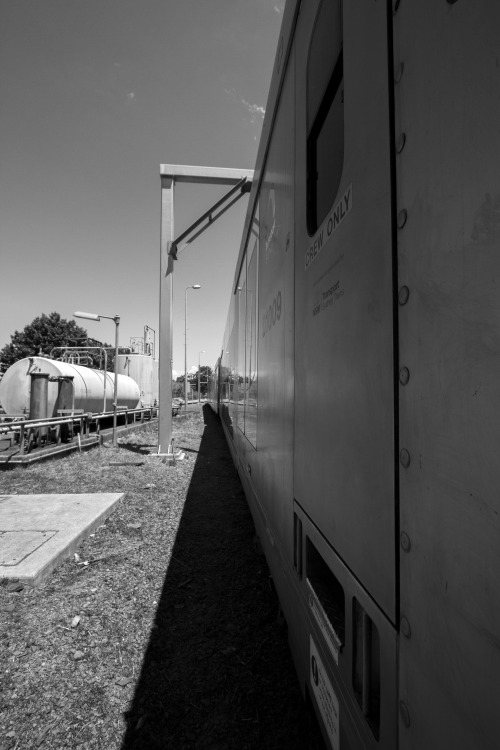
[74,311,120,447]
[144,325,156,358]
[198,350,205,403]
[184,285,201,417]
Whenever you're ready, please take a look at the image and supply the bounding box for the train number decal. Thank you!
[262,291,282,338]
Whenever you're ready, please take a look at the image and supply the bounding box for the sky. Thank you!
[0,0,284,377]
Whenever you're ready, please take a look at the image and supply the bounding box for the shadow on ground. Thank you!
[120,406,324,750]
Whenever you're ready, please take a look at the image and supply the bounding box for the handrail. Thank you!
[1,405,159,455]
[0,418,81,433]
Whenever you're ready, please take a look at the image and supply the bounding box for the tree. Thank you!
[190,365,213,396]
[0,312,110,369]
[172,381,184,399]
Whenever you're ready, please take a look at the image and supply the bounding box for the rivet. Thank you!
[396,132,406,153]
[400,617,412,638]
[400,532,411,552]
[398,286,410,306]
[400,701,411,728]
[399,367,410,386]
[400,449,411,468]
[395,62,405,83]
[397,209,408,229]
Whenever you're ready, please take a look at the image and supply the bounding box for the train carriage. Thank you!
[210,1,500,748]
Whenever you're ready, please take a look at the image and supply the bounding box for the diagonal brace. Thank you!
[168,177,251,261]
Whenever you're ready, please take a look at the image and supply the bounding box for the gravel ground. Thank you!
[0,406,324,749]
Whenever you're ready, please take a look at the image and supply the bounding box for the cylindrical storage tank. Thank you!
[117,354,159,407]
[0,357,140,416]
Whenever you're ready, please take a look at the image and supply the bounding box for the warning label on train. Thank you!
[310,635,340,750]
[305,184,352,271]
[311,278,344,317]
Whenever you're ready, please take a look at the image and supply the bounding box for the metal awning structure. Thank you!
[168,177,251,260]
[159,164,254,451]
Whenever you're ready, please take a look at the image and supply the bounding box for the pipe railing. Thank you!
[0,406,159,455]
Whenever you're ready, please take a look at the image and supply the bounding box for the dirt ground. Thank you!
[0,406,325,749]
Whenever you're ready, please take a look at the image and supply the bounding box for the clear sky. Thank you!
[0,0,284,377]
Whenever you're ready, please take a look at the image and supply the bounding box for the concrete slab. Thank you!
[0,492,124,586]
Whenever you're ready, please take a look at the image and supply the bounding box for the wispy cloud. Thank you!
[126,91,136,100]
[225,88,265,125]
[242,98,265,120]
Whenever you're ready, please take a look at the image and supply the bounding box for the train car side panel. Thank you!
[294,0,396,621]
[393,1,500,748]
[217,40,296,632]
[290,1,398,746]
[213,0,500,747]
[246,47,295,566]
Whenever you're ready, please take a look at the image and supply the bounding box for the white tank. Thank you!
[116,353,159,407]
[0,357,140,416]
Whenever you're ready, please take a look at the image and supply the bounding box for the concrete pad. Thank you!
[0,492,124,587]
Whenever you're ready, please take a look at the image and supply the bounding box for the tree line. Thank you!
[0,312,113,371]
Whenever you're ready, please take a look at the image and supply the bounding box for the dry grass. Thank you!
[0,408,324,750]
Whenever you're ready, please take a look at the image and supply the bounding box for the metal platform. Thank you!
[0,435,100,466]
[0,414,158,466]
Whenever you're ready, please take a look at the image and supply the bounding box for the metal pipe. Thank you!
[185,285,201,417]
[112,315,120,447]
[29,373,49,439]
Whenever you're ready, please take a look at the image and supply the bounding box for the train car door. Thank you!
[294,1,396,625]
[293,0,397,747]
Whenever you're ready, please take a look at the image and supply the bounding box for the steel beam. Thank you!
[159,165,253,452]
[160,164,253,185]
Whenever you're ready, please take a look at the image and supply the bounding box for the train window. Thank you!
[235,205,259,447]
[352,599,381,739]
[306,0,344,235]
[220,300,236,435]
[245,220,258,446]
[237,259,247,432]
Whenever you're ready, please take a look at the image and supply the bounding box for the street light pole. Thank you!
[74,311,120,447]
[112,315,120,445]
[198,350,205,403]
[184,285,201,416]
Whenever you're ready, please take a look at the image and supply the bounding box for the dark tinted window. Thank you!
[307,0,344,234]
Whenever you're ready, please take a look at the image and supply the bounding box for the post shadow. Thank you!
[120,406,324,750]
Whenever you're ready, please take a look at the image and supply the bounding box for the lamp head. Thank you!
[74,311,100,321]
